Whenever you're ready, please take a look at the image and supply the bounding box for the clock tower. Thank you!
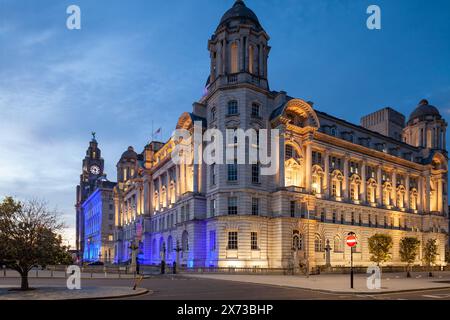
[75,133,105,254]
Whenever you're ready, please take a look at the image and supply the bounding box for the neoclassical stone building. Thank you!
[113,0,448,270]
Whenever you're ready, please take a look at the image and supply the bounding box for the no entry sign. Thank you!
[346,234,357,247]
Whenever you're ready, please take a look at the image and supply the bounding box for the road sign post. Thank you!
[346,232,357,289]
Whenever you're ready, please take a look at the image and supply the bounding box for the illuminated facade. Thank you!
[113,0,448,270]
[82,180,116,262]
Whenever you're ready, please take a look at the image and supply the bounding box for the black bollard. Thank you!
[161,261,166,274]
[173,261,177,274]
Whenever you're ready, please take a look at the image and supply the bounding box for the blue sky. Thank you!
[1,0,449,246]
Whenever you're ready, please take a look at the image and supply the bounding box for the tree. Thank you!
[399,237,420,278]
[0,197,73,290]
[368,233,393,270]
[423,239,438,277]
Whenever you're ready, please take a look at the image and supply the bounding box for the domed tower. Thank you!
[207,0,270,91]
[403,99,447,150]
[117,146,138,183]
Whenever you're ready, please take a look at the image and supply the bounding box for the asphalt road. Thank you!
[1,275,450,300]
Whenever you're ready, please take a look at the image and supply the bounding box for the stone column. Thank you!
[425,173,431,213]
[405,174,410,210]
[392,170,397,207]
[149,180,154,215]
[324,150,330,198]
[165,172,170,207]
[343,155,349,200]
[258,45,263,77]
[158,176,162,211]
[305,141,312,193]
[193,163,199,193]
[418,175,423,212]
[438,177,443,213]
[279,128,286,188]
[377,165,383,206]
[175,165,180,201]
[217,41,223,76]
[360,160,366,203]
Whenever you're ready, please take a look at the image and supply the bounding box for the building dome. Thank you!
[218,0,262,30]
[408,99,441,124]
[121,146,138,160]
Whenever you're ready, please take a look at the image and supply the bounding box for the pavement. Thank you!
[182,271,450,294]
[0,285,149,300]
[2,272,450,300]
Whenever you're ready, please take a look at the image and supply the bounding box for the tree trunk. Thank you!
[20,273,29,291]
[406,265,411,278]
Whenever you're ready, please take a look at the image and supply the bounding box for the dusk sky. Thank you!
[1,0,449,247]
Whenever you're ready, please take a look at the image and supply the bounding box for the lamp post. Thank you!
[160,242,166,274]
[174,240,183,274]
[129,241,139,274]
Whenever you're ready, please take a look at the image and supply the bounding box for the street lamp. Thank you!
[173,240,183,274]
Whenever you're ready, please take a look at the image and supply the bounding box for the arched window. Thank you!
[314,234,323,252]
[210,107,216,121]
[292,231,303,250]
[182,231,189,252]
[334,236,343,252]
[231,42,238,73]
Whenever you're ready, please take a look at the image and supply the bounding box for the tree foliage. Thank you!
[423,239,438,268]
[399,237,420,265]
[399,237,420,277]
[0,197,73,290]
[368,233,393,266]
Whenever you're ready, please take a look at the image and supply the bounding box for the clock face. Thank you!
[90,165,100,175]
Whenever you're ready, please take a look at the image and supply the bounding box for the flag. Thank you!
[154,128,161,135]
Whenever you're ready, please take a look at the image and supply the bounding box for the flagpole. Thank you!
[151,121,154,142]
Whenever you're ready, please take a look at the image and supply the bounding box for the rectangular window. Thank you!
[228,197,238,215]
[209,230,216,251]
[251,232,258,250]
[228,100,238,115]
[252,164,260,184]
[320,210,325,222]
[230,43,238,73]
[251,103,260,117]
[252,198,259,216]
[290,201,296,217]
[228,232,238,250]
[332,182,337,197]
[285,145,293,159]
[332,211,337,224]
[227,162,238,181]
[249,45,254,74]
